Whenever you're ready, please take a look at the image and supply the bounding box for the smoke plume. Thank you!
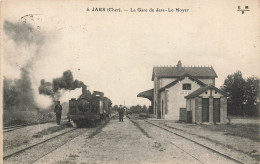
[39,70,84,102]
[53,70,84,92]
[3,18,45,110]
[38,79,53,96]
[3,67,36,111]
[3,19,43,46]
[3,19,84,110]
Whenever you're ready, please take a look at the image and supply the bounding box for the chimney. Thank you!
[82,85,87,95]
[177,60,182,68]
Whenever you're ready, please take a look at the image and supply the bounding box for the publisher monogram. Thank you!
[237,6,250,14]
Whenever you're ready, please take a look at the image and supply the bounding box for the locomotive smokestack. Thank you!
[82,85,87,95]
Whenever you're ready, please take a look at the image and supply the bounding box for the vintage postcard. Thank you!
[1,0,260,163]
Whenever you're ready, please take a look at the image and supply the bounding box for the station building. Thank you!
[138,61,227,124]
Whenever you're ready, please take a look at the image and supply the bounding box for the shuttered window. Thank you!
[183,83,191,90]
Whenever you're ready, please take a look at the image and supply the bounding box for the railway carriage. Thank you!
[103,97,112,118]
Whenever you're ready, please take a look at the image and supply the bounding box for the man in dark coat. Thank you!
[118,105,122,122]
[54,101,62,125]
[118,105,125,122]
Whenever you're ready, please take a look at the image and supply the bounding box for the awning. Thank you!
[137,89,154,101]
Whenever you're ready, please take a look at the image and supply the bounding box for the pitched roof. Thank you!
[159,74,207,92]
[185,85,227,99]
[152,66,218,81]
[137,89,154,101]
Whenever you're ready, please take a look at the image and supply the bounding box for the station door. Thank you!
[202,98,209,122]
[213,98,220,122]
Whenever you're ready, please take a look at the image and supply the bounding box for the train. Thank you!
[67,85,112,127]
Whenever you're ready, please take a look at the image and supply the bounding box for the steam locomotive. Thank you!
[67,85,112,127]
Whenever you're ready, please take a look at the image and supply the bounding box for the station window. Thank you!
[182,83,191,90]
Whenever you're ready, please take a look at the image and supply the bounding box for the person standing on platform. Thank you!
[118,105,124,122]
[54,101,63,125]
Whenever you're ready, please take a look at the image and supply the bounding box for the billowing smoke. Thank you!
[39,79,53,96]
[3,18,84,111]
[39,70,84,102]
[4,18,43,46]
[53,70,84,92]
[3,18,44,111]
[17,67,36,108]
[3,69,35,111]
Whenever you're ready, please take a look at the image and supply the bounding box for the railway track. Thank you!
[4,116,115,164]
[3,119,67,132]
[128,116,245,164]
[4,124,29,132]
[3,128,77,160]
[143,119,248,164]
[128,118,206,164]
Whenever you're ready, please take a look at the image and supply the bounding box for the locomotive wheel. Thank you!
[74,120,82,128]
[92,121,97,127]
[93,119,100,127]
[75,120,90,128]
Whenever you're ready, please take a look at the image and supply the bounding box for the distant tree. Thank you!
[221,71,260,116]
[129,104,148,113]
[3,77,18,109]
[221,71,246,115]
[141,105,148,113]
[129,106,138,113]
[244,76,260,116]
[112,105,119,111]
[142,105,147,110]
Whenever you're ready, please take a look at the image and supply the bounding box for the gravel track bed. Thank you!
[6,116,248,164]
[4,127,75,158]
[134,119,239,164]
[144,119,257,164]
[4,116,115,164]
[3,119,67,132]
[35,116,212,164]
[4,128,90,164]
[4,122,66,151]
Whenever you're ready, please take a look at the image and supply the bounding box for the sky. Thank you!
[1,0,260,107]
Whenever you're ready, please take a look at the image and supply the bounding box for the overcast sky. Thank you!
[2,0,260,107]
